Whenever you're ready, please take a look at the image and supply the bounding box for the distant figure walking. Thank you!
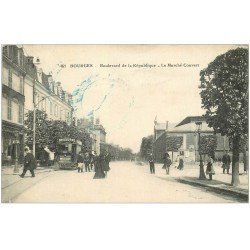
[84,152,91,172]
[206,156,215,180]
[20,147,36,178]
[164,154,172,175]
[93,154,105,179]
[162,152,170,169]
[222,151,231,174]
[77,152,84,173]
[177,156,184,170]
[90,151,96,171]
[148,153,155,174]
[103,151,111,177]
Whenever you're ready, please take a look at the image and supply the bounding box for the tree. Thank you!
[166,136,183,161]
[139,135,153,160]
[24,110,50,152]
[47,120,92,152]
[200,47,248,186]
[200,135,217,158]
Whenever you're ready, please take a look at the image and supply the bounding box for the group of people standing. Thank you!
[147,151,234,181]
[148,152,173,175]
[76,150,111,179]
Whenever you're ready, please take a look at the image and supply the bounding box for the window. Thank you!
[2,67,8,86]
[18,104,23,124]
[18,51,24,68]
[2,96,7,120]
[19,77,24,94]
[3,46,8,57]
[12,100,19,123]
[50,101,53,114]
[12,72,20,92]
[8,69,12,88]
[7,98,12,120]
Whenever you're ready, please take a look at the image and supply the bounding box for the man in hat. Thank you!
[148,153,155,174]
[222,151,231,174]
[20,147,36,178]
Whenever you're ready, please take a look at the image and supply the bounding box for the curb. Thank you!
[177,177,249,202]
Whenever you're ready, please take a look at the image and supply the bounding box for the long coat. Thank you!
[103,154,111,172]
[93,155,105,179]
[24,152,36,170]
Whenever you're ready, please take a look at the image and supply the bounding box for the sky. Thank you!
[23,44,244,152]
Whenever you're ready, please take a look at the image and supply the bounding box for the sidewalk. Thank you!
[1,165,56,189]
[139,161,249,201]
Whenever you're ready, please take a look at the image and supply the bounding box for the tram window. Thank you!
[58,144,69,153]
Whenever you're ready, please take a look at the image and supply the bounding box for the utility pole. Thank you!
[196,121,206,180]
[13,132,20,173]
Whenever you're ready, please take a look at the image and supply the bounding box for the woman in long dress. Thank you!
[206,156,215,180]
[93,154,106,179]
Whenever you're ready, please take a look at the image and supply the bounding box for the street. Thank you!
[6,161,242,203]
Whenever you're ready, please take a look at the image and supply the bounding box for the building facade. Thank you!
[2,45,73,166]
[153,116,230,163]
[93,118,106,155]
[24,57,73,124]
[2,45,25,166]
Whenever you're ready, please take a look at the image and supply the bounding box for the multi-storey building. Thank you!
[1,45,73,166]
[2,45,25,166]
[24,56,73,124]
[93,118,107,155]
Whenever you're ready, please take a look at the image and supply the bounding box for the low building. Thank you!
[153,116,230,163]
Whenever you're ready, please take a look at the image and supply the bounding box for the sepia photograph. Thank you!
[1,44,249,203]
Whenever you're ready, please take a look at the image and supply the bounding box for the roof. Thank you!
[154,122,177,131]
[175,116,206,127]
[171,122,213,132]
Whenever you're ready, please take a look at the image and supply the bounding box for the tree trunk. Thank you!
[243,146,248,172]
[231,135,240,186]
[199,155,206,180]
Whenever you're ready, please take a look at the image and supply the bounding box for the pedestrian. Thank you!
[206,156,215,180]
[222,151,231,174]
[84,152,91,172]
[103,150,111,177]
[93,153,106,179]
[77,152,84,173]
[177,156,184,170]
[148,153,155,174]
[162,152,170,169]
[90,150,96,170]
[164,154,172,175]
[19,147,36,178]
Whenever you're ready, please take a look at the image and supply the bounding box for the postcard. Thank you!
[1,44,248,203]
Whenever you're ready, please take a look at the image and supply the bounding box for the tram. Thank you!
[55,138,82,169]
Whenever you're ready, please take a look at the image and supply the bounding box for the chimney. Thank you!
[96,118,100,125]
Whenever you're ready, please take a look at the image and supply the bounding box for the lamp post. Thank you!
[196,121,206,180]
[13,132,20,173]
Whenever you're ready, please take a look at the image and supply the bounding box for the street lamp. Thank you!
[196,121,206,180]
[13,132,20,174]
